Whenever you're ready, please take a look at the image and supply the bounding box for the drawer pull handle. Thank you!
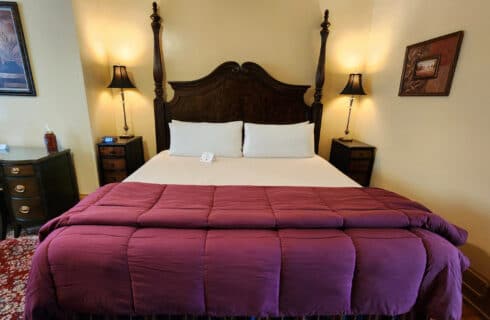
[15,185,26,193]
[11,167,20,175]
[19,205,30,214]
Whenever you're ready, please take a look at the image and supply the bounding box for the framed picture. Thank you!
[413,55,440,80]
[0,2,36,96]
[399,31,464,96]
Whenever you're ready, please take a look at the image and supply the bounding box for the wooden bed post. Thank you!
[312,10,331,154]
[151,2,168,152]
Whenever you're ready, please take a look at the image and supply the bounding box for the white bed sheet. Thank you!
[125,151,359,187]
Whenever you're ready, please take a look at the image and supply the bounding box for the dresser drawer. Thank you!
[348,159,372,172]
[99,146,125,157]
[6,177,40,197]
[3,164,35,177]
[11,198,45,220]
[102,158,126,170]
[103,171,127,183]
[350,149,373,159]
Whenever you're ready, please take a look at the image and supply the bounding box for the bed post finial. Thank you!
[151,2,169,151]
[312,9,331,154]
[151,2,163,101]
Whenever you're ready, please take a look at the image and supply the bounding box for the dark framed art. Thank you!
[399,31,463,96]
[0,1,36,96]
[413,55,440,80]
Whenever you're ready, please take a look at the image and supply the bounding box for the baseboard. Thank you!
[463,268,490,319]
[79,194,88,200]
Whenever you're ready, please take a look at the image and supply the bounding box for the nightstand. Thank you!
[329,139,376,187]
[97,136,144,185]
[0,148,79,238]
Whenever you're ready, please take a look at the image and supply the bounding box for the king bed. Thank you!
[25,3,468,320]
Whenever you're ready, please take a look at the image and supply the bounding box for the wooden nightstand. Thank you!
[0,148,79,238]
[329,139,376,187]
[97,136,144,185]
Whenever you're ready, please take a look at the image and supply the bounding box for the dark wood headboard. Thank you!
[150,3,330,153]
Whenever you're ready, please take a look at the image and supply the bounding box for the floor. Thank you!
[463,302,486,320]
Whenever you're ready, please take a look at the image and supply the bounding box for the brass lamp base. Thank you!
[339,96,355,144]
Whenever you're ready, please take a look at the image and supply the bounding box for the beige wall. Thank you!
[0,0,99,194]
[317,0,373,159]
[72,0,371,159]
[72,0,158,159]
[355,0,490,278]
[72,0,117,143]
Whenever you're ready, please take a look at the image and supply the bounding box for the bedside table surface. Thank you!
[0,147,70,163]
[333,139,375,149]
[98,136,142,146]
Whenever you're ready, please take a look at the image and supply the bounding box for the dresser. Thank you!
[329,139,376,187]
[0,148,79,239]
[97,136,144,185]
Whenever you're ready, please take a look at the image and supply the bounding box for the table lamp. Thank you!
[108,65,136,139]
[339,73,366,142]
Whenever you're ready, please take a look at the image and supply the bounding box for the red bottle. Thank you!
[44,126,58,153]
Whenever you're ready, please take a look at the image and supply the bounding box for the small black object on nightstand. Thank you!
[97,136,144,185]
[329,139,376,187]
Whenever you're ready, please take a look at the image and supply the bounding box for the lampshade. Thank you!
[340,73,366,95]
[107,65,135,89]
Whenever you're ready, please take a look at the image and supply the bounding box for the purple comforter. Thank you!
[25,183,469,320]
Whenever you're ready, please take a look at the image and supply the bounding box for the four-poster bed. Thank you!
[151,2,328,154]
[24,3,469,320]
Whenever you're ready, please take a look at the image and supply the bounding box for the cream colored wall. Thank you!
[0,0,99,194]
[72,1,117,142]
[72,0,371,159]
[355,0,490,278]
[316,0,373,158]
[72,0,157,159]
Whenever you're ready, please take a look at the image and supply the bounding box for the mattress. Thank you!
[125,151,359,187]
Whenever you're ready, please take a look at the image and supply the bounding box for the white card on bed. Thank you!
[200,152,215,163]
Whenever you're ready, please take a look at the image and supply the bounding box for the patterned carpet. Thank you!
[0,229,38,320]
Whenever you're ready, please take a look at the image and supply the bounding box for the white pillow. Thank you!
[243,123,315,158]
[244,121,310,126]
[169,121,243,157]
[290,121,311,125]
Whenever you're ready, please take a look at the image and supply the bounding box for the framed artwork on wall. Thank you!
[0,1,36,96]
[399,31,464,96]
